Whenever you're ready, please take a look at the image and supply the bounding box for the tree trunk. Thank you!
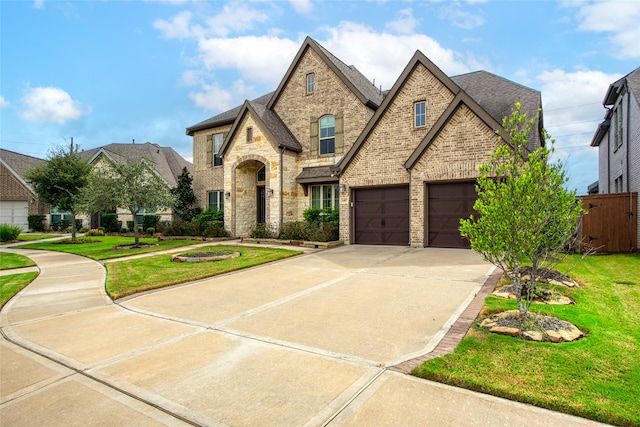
[70,212,77,241]
[130,209,140,245]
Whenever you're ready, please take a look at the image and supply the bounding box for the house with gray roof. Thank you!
[186,37,543,247]
[79,142,192,228]
[0,149,49,230]
[590,66,640,247]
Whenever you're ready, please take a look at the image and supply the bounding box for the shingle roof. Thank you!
[451,71,543,148]
[186,92,273,135]
[249,100,302,152]
[80,142,192,187]
[0,149,46,180]
[295,166,337,183]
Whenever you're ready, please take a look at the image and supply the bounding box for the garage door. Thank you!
[0,200,29,231]
[427,182,477,248]
[353,186,409,245]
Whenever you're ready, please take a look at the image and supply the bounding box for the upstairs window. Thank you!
[319,115,335,155]
[207,133,224,166]
[614,103,623,150]
[306,73,315,94]
[247,127,253,143]
[415,101,426,128]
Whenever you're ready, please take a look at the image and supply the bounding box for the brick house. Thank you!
[590,66,640,247]
[79,142,192,228]
[187,37,543,248]
[0,149,49,230]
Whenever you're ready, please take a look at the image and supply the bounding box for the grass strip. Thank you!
[18,236,204,260]
[17,234,61,241]
[1,272,39,308]
[0,252,36,270]
[106,244,301,299]
[411,254,640,427]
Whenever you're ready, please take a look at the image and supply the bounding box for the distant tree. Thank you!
[26,142,92,241]
[172,167,202,222]
[459,103,585,318]
[82,158,177,246]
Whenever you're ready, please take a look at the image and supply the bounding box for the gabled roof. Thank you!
[220,98,302,156]
[0,148,46,194]
[603,66,640,106]
[186,92,274,136]
[267,37,384,110]
[80,142,192,188]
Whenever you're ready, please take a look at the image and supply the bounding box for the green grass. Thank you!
[1,272,39,308]
[0,252,37,270]
[17,233,62,241]
[105,244,301,299]
[412,254,640,427]
[18,236,204,260]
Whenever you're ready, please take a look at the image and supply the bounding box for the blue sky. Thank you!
[1,0,639,193]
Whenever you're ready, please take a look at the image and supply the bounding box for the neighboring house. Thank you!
[79,142,192,228]
[590,66,640,247]
[0,149,50,230]
[187,37,543,248]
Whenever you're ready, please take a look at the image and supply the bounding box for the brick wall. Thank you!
[0,163,43,215]
[192,125,229,210]
[627,89,640,246]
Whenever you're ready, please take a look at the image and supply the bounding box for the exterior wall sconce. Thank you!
[267,188,274,197]
[339,184,346,193]
[225,192,231,199]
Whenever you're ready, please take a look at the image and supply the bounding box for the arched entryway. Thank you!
[233,159,268,236]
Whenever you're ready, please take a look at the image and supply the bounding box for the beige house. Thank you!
[187,37,543,248]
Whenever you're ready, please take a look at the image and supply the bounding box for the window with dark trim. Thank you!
[311,184,339,209]
[319,115,335,155]
[257,165,266,183]
[306,73,315,94]
[414,101,426,128]
[207,133,224,166]
[208,191,224,211]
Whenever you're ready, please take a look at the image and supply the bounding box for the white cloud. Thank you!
[570,0,640,58]
[204,3,270,37]
[386,8,419,34]
[0,96,10,108]
[188,82,235,111]
[289,0,313,15]
[537,69,623,193]
[438,1,485,30]
[19,87,88,124]
[33,0,44,9]
[154,11,199,39]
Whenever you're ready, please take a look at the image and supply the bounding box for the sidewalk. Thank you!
[1,244,609,426]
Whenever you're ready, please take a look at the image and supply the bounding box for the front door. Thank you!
[257,186,266,223]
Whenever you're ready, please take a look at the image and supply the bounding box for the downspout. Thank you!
[626,83,630,193]
[607,117,611,193]
[280,146,285,226]
[406,166,412,247]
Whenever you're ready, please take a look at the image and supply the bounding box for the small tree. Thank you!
[26,143,92,241]
[460,103,584,318]
[82,159,177,245]
[172,167,201,222]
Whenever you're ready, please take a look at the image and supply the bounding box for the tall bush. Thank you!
[28,215,46,232]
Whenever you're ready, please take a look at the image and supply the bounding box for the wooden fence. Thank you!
[577,192,637,253]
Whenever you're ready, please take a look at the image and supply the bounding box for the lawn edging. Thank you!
[240,237,344,249]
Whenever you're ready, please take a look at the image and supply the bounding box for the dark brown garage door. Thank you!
[353,186,409,245]
[427,182,477,248]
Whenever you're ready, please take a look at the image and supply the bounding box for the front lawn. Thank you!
[106,244,301,299]
[412,254,639,427]
[17,233,62,241]
[0,252,36,270]
[19,236,204,260]
[1,272,39,308]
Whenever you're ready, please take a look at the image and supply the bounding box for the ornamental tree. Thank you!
[26,143,92,241]
[172,167,202,222]
[82,158,177,245]
[459,103,584,318]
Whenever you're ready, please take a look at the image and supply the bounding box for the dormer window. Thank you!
[306,73,315,95]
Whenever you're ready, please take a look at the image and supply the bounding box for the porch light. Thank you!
[339,184,346,193]
[267,188,274,197]
[225,192,231,199]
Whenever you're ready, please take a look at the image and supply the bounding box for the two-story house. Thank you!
[187,37,543,248]
[590,66,640,247]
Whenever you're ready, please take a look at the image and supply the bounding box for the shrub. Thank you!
[279,221,310,240]
[75,219,83,230]
[201,221,229,238]
[303,207,339,227]
[249,223,277,238]
[100,214,120,233]
[303,207,323,225]
[28,214,46,232]
[126,221,135,232]
[0,224,22,242]
[159,220,199,236]
[146,227,155,236]
[86,229,105,237]
[142,215,161,231]
[60,219,70,232]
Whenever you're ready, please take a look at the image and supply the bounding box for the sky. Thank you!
[1,0,639,194]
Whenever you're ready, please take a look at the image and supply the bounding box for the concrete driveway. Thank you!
[0,243,604,426]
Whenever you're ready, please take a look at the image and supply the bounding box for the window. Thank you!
[50,206,71,224]
[306,73,315,94]
[208,191,224,212]
[311,184,339,209]
[136,208,156,224]
[414,101,426,128]
[614,103,623,150]
[257,165,266,183]
[319,115,335,155]
[213,133,223,166]
[614,175,624,193]
[247,127,253,143]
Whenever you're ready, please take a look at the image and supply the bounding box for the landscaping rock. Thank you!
[546,296,573,305]
[546,330,563,343]
[559,325,584,342]
[490,326,520,336]
[479,319,497,328]
[522,331,544,342]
